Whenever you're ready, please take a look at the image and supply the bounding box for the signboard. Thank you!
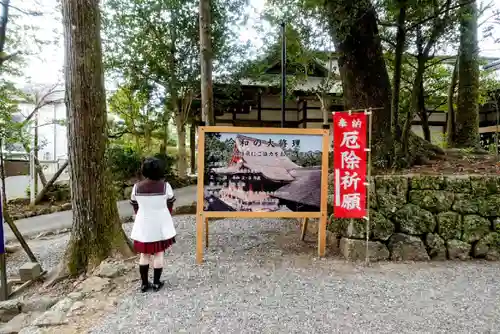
[196,126,330,263]
[333,112,367,218]
[203,132,324,213]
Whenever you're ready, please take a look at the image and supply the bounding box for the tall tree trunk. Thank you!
[455,0,479,148]
[59,0,132,276]
[447,56,459,147]
[402,56,425,157]
[417,80,431,142]
[175,113,187,178]
[319,95,330,126]
[323,0,393,166]
[391,0,407,139]
[199,0,215,125]
[161,111,169,155]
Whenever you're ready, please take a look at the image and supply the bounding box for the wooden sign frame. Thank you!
[196,126,330,263]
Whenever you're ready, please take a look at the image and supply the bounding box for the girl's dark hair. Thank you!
[141,157,165,181]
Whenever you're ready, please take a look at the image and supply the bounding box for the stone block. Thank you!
[425,233,447,260]
[374,176,408,214]
[388,233,430,261]
[436,211,461,240]
[339,238,389,262]
[19,263,42,283]
[392,204,436,235]
[447,240,471,260]
[0,300,21,322]
[0,280,14,301]
[0,312,42,334]
[409,190,454,213]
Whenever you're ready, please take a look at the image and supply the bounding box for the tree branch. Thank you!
[407,0,475,32]
[8,5,42,16]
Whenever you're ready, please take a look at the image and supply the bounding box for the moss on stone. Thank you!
[477,195,500,217]
[371,211,395,241]
[471,176,500,195]
[437,211,462,240]
[425,233,447,260]
[392,204,436,235]
[341,218,366,239]
[409,190,454,213]
[473,232,500,258]
[461,215,491,243]
[410,175,446,190]
[444,176,471,193]
[452,193,480,214]
[374,176,408,215]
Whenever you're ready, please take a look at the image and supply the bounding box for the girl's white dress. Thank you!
[130,182,177,243]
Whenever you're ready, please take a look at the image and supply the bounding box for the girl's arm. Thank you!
[165,182,176,213]
[130,184,139,214]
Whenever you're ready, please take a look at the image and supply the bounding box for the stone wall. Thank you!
[331,175,500,261]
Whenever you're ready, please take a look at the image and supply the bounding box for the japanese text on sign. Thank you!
[333,113,367,218]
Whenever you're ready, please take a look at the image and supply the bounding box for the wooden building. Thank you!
[204,55,499,147]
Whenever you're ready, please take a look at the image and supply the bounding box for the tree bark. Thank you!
[391,1,407,139]
[199,0,215,125]
[418,82,431,142]
[60,0,133,276]
[175,113,188,178]
[402,56,425,156]
[323,0,393,166]
[455,0,480,148]
[446,56,459,147]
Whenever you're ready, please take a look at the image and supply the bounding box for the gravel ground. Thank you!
[6,234,70,277]
[85,216,500,334]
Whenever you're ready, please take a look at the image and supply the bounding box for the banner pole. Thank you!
[364,108,373,264]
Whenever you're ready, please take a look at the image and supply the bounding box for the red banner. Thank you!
[333,112,367,218]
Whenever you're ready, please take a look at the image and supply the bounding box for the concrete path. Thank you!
[4,185,197,241]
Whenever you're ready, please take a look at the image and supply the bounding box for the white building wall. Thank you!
[14,101,68,175]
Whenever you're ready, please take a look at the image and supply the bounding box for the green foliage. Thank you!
[106,146,143,181]
[106,144,179,181]
[152,152,177,177]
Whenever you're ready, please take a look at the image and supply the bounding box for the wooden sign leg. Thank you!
[318,215,327,257]
[204,218,209,249]
[196,214,204,264]
[300,217,309,241]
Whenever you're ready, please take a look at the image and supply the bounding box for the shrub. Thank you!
[152,152,177,177]
[106,146,142,181]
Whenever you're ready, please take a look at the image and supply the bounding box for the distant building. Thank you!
[3,85,67,176]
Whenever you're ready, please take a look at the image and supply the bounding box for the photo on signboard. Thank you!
[203,132,323,213]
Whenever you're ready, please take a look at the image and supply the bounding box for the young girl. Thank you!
[130,157,176,292]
